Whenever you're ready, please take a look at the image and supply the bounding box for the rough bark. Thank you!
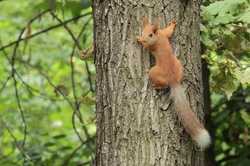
[93,0,208,165]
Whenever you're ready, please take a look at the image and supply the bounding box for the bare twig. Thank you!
[84,61,94,92]
[16,59,75,109]
[0,75,11,94]
[14,68,65,102]
[49,12,95,151]
[1,7,95,164]
[49,12,94,92]
[11,27,27,150]
[1,119,32,163]
[50,12,82,50]
[9,10,52,153]
[68,27,91,145]
[0,12,92,52]
[62,143,85,166]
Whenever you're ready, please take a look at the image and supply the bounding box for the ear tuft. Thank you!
[143,16,149,27]
[153,17,160,33]
[152,25,159,33]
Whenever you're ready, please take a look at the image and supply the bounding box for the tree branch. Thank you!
[0,12,91,52]
[49,12,94,92]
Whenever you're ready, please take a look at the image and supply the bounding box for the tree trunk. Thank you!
[93,0,207,165]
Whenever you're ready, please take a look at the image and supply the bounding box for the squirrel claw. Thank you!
[171,20,176,26]
[168,20,176,26]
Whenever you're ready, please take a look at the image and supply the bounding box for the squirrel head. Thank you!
[137,17,159,48]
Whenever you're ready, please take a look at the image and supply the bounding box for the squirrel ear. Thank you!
[153,26,158,33]
[143,16,149,27]
[152,17,160,33]
[152,24,159,33]
[154,17,160,28]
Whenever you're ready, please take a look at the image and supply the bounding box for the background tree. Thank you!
[93,0,209,165]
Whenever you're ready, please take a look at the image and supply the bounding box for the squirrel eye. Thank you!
[149,33,153,37]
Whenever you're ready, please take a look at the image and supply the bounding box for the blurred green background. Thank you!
[0,0,249,165]
[0,0,95,165]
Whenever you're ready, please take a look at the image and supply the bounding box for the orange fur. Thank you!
[137,17,182,88]
[137,17,211,149]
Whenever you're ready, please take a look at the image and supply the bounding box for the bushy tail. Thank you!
[170,84,211,149]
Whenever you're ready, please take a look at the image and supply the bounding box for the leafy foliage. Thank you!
[202,0,250,165]
[0,0,94,165]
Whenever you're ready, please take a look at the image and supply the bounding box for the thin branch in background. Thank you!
[9,10,51,162]
[17,59,75,109]
[0,40,12,94]
[0,39,10,61]
[0,5,95,164]
[50,12,82,50]
[0,12,92,52]
[70,26,85,113]
[11,27,27,150]
[69,18,94,150]
[49,12,94,149]
[62,143,85,166]
[16,57,92,157]
[15,58,93,150]
[70,51,90,145]
[1,119,33,164]
[84,61,94,92]
[14,69,65,102]
[49,12,94,92]
[0,75,11,94]
[16,59,91,148]
[0,40,64,102]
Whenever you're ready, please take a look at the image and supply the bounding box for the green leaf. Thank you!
[238,9,250,24]
[44,142,56,147]
[201,32,216,48]
[240,111,250,126]
[204,0,247,16]
[53,134,66,139]
[223,80,238,100]
[213,109,231,125]
[213,13,235,25]
[204,1,225,16]
[240,68,250,85]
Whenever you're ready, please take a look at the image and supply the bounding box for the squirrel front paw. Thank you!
[168,20,176,26]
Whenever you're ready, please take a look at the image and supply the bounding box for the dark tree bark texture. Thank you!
[93,0,208,165]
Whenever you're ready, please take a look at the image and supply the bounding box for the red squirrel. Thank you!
[137,17,211,149]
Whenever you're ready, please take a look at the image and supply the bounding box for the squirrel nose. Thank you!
[138,37,146,43]
[137,36,142,42]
